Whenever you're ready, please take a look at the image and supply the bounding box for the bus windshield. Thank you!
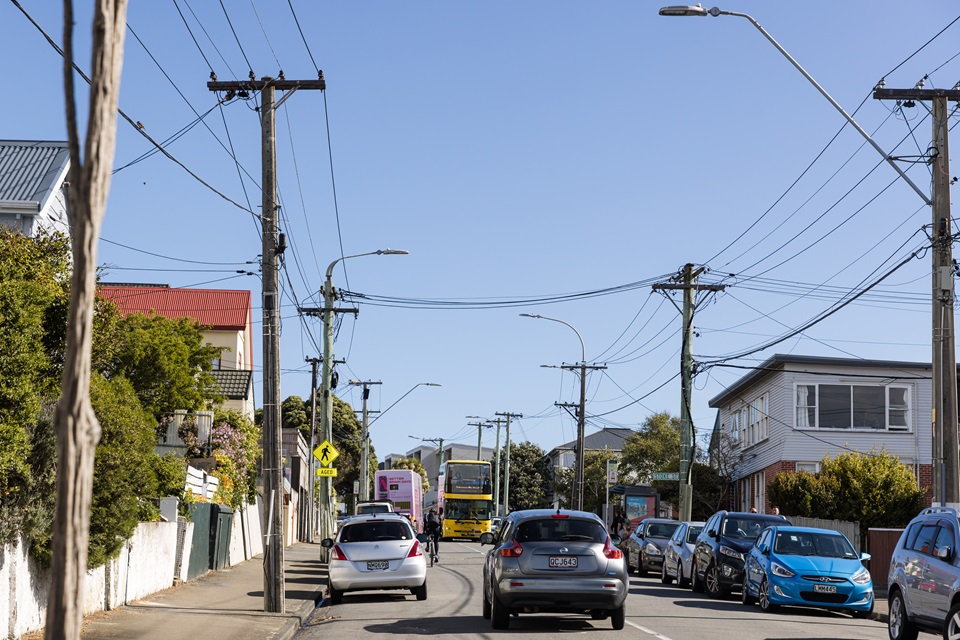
[444,498,494,521]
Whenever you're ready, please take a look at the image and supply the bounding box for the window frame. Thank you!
[793,382,912,432]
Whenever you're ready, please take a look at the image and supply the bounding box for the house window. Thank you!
[796,461,820,474]
[794,383,911,431]
[734,394,768,447]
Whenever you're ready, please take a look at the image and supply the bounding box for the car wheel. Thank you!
[888,590,918,640]
[638,557,647,575]
[611,604,625,631]
[943,601,960,639]
[490,587,510,630]
[329,584,343,605]
[690,561,705,593]
[741,574,756,605]
[678,564,690,588]
[758,577,778,612]
[482,586,491,619]
[414,580,427,601]
[661,561,673,584]
[704,562,727,598]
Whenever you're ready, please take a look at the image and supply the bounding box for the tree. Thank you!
[391,458,430,493]
[280,395,310,441]
[49,1,129,636]
[496,441,551,511]
[103,312,224,419]
[619,412,680,482]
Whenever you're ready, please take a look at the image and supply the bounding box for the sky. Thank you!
[3,1,959,464]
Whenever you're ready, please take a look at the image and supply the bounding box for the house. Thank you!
[98,283,255,419]
[0,140,71,236]
[708,353,933,513]
[545,427,636,507]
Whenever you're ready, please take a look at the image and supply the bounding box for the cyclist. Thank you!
[425,509,442,562]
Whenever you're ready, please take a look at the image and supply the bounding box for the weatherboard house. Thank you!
[708,353,934,513]
[545,427,635,509]
[0,140,71,237]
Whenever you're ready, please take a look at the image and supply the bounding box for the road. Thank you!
[299,540,889,640]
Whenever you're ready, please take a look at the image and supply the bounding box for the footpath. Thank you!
[75,542,327,640]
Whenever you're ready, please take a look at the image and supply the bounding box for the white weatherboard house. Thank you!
[0,140,71,236]
[708,354,934,513]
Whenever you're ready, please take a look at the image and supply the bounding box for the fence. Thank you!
[785,515,861,553]
[866,528,904,588]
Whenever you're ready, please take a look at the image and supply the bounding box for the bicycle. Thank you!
[426,535,439,567]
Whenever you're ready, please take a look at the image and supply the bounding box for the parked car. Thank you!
[355,500,395,515]
[661,521,705,587]
[623,517,681,575]
[490,516,504,534]
[741,525,873,617]
[320,513,428,604]
[888,506,960,640]
[691,510,790,598]
[479,509,628,630]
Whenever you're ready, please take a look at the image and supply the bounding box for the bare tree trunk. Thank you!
[46,2,128,638]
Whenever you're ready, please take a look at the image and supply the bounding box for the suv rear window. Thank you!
[340,521,412,542]
[721,516,777,540]
[515,518,605,543]
[357,504,392,514]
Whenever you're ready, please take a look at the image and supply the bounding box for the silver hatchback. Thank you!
[480,509,628,630]
[321,513,428,604]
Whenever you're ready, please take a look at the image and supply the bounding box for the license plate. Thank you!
[549,556,578,568]
[367,561,389,571]
[813,584,837,593]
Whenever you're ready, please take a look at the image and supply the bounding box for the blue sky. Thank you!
[3,1,958,462]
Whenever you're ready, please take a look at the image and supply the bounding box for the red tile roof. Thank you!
[98,285,252,331]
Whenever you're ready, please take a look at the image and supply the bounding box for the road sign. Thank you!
[314,440,339,467]
[652,472,680,481]
[316,467,338,477]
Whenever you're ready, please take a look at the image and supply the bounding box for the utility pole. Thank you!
[495,412,522,515]
[875,86,960,506]
[555,364,605,511]
[417,436,445,508]
[306,357,321,543]
[209,73,325,613]
[467,420,490,460]
[653,264,725,522]
[489,418,504,516]
[349,380,382,502]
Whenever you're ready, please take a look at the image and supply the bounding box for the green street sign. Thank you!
[652,472,680,481]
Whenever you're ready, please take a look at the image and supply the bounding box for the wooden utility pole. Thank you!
[875,87,960,505]
[495,412,523,514]
[306,357,321,542]
[653,264,725,522]
[348,380,382,502]
[208,74,325,613]
[489,418,504,515]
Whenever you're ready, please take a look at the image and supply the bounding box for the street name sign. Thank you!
[652,472,679,481]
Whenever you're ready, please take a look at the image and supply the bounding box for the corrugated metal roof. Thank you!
[552,427,635,454]
[98,284,252,330]
[0,140,70,205]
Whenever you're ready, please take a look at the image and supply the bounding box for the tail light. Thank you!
[407,540,423,558]
[603,536,623,560]
[331,544,348,561]
[500,537,524,558]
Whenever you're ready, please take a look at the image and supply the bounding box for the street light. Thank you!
[657,6,929,204]
[520,313,589,510]
[318,248,408,544]
[354,382,441,501]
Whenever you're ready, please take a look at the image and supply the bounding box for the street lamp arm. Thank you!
[325,249,409,283]
[659,6,931,206]
[519,313,586,363]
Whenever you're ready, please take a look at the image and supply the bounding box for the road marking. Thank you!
[626,620,674,640]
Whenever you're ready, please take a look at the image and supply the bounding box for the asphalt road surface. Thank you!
[299,539,890,640]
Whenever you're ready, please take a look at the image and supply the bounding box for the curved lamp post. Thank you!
[657,5,928,205]
[318,249,408,543]
[520,313,588,510]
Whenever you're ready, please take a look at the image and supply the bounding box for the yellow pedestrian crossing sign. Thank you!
[314,440,339,467]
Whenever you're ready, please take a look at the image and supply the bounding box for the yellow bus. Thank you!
[438,460,494,539]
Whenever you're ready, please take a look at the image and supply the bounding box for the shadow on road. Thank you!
[363,614,607,634]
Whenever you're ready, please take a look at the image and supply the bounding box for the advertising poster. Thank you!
[624,494,656,532]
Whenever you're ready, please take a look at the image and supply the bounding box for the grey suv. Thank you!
[888,506,960,640]
[479,509,628,630]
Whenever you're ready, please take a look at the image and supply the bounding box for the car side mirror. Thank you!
[479,532,495,546]
[708,529,718,539]
[937,547,951,561]
[416,533,429,543]
[861,551,873,562]
[757,543,768,554]
[611,534,622,545]
[320,538,334,548]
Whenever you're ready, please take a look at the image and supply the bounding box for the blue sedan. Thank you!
[741,525,873,617]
